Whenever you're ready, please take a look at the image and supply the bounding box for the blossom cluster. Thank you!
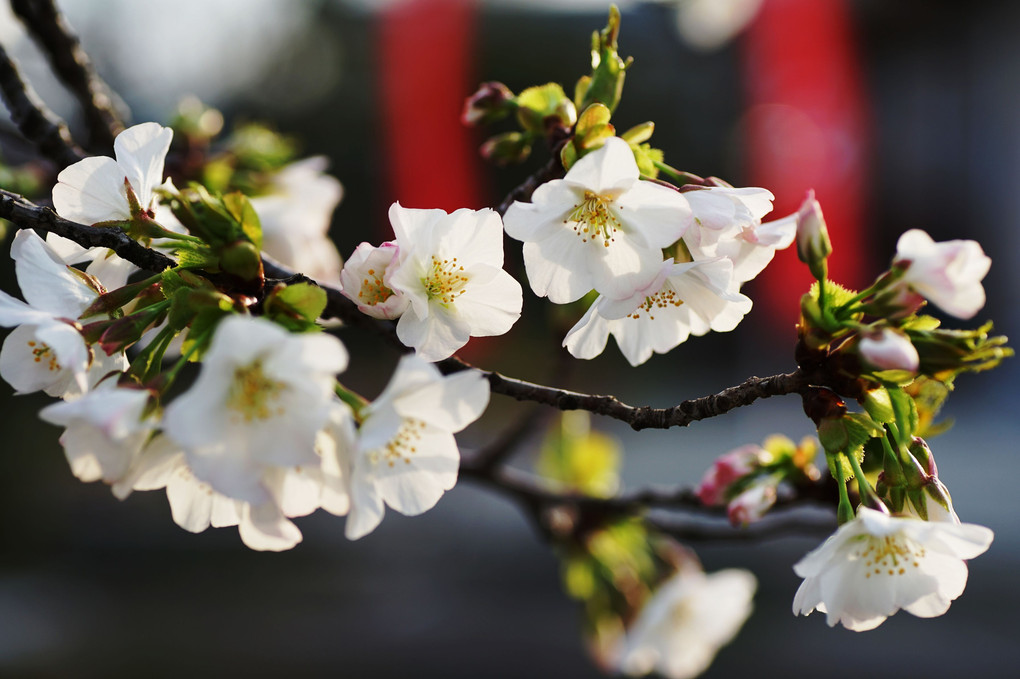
[1,123,490,550]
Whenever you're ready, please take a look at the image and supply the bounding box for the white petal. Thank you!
[521,233,594,303]
[345,470,386,540]
[53,156,132,224]
[454,268,522,337]
[395,304,471,362]
[393,370,490,432]
[562,302,611,360]
[613,181,691,248]
[564,137,640,191]
[238,502,303,552]
[113,122,173,209]
[11,229,96,317]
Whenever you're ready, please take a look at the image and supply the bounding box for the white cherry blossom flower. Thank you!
[793,507,994,631]
[386,203,522,362]
[503,137,691,303]
[126,402,354,551]
[891,229,990,319]
[52,122,173,224]
[617,567,756,679]
[339,241,409,319]
[563,258,751,366]
[39,385,154,496]
[683,186,796,284]
[250,157,344,285]
[346,354,489,540]
[0,230,125,399]
[161,315,349,507]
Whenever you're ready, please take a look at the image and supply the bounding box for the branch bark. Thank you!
[0,43,85,168]
[10,0,126,149]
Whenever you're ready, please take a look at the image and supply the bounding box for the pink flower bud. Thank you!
[794,190,832,280]
[727,480,777,526]
[696,445,762,506]
[857,328,919,373]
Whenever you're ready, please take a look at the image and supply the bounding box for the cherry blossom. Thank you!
[683,186,796,284]
[793,507,993,631]
[562,258,751,366]
[891,229,990,319]
[386,203,522,362]
[0,230,125,399]
[126,401,354,551]
[339,241,409,319]
[52,122,173,224]
[161,315,349,506]
[617,567,757,679]
[695,444,762,506]
[39,385,154,496]
[503,137,691,303]
[346,354,489,540]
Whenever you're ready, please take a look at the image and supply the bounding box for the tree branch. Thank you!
[10,0,126,149]
[0,189,175,271]
[0,43,85,168]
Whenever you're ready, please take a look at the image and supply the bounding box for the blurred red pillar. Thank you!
[740,0,872,329]
[378,0,483,216]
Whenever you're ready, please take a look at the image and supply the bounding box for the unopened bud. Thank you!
[461,81,515,126]
[858,328,919,374]
[220,240,263,281]
[480,131,532,166]
[727,480,778,526]
[795,190,832,281]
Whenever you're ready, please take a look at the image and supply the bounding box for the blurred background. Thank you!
[1,0,1018,676]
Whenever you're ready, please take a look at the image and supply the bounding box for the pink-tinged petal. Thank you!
[393,370,490,433]
[613,181,691,248]
[562,303,611,360]
[11,230,97,317]
[562,137,640,192]
[238,502,303,552]
[522,233,593,303]
[112,122,173,209]
[53,156,131,224]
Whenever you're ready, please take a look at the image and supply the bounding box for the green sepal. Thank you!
[263,282,327,332]
[861,386,895,425]
[515,83,576,134]
[887,387,919,447]
[631,143,663,178]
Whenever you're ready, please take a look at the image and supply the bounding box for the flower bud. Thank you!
[857,328,919,373]
[696,445,762,506]
[480,131,532,166]
[795,190,832,281]
[727,480,778,526]
[461,81,515,126]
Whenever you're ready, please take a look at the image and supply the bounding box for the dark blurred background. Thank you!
[1,0,1018,677]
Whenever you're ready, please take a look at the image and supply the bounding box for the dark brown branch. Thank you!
[10,0,126,149]
[0,43,85,168]
[648,513,835,542]
[0,189,175,271]
[442,355,810,430]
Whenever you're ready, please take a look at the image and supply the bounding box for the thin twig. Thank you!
[10,0,125,149]
[495,154,565,216]
[0,43,85,168]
